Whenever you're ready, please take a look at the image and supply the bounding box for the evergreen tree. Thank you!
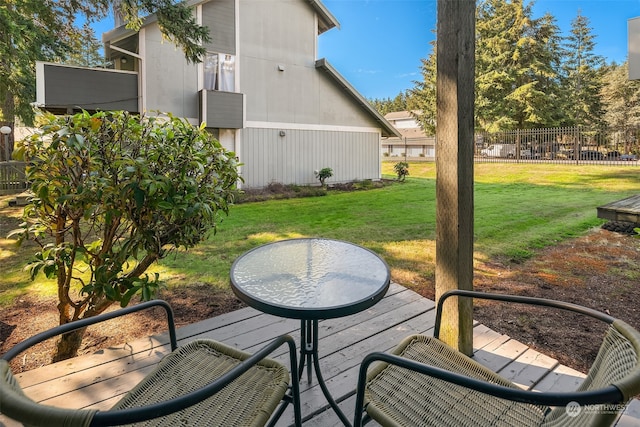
[64,23,109,68]
[407,42,437,134]
[369,92,409,116]
[561,11,605,127]
[601,62,640,130]
[475,0,562,131]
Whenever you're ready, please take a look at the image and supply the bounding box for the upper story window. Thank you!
[204,52,235,91]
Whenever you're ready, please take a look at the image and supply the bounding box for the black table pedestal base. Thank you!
[298,319,352,427]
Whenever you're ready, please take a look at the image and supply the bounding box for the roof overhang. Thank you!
[309,0,340,33]
[315,58,402,138]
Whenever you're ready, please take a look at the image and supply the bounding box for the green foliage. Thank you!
[12,111,239,328]
[63,23,109,68]
[475,0,562,130]
[393,162,410,182]
[560,12,605,127]
[407,45,437,134]
[117,0,210,64]
[369,92,409,116]
[601,62,640,130]
[315,167,333,186]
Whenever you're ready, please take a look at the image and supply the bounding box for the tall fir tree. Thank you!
[407,41,437,134]
[561,11,605,128]
[64,23,109,69]
[369,92,409,116]
[600,62,640,154]
[601,62,640,130]
[475,0,562,131]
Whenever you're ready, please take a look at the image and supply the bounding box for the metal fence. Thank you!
[0,161,28,195]
[474,126,640,165]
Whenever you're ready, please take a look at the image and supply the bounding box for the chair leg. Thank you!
[353,357,370,427]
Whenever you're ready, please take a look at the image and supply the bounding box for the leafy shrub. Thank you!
[314,167,333,187]
[394,162,410,182]
[11,110,240,361]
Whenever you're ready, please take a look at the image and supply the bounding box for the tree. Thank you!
[0,0,210,126]
[407,42,437,134]
[314,167,333,187]
[64,23,109,68]
[601,62,640,153]
[560,11,605,127]
[393,162,410,182]
[11,111,239,361]
[369,92,409,116]
[475,0,563,130]
[411,0,564,133]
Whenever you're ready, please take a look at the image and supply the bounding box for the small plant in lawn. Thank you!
[9,110,240,362]
[314,167,333,187]
[394,162,409,182]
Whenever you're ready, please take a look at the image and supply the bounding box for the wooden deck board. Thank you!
[2,284,638,427]
[597,194,640,223]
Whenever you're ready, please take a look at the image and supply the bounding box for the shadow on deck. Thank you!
[1,284,639,426]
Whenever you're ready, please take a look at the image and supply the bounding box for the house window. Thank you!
[204,52,235,91]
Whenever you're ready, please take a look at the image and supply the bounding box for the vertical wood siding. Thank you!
[241,128,380,188]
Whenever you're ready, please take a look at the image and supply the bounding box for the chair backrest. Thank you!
[542,320,640,427]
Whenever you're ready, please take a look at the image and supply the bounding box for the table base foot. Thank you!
[298,319,352,427]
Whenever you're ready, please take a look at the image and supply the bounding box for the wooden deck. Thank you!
[597,194,640,224]
[2,283,639,427]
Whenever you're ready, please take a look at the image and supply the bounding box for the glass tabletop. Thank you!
[230,238,391,319]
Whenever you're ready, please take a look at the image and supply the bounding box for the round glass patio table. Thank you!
[230,238,390,426]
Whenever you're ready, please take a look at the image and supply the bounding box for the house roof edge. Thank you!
[315,58,402,138]
[309,0,340,33]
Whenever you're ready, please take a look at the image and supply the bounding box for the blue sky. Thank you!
[90,0,640,100]
[319,0,640,100]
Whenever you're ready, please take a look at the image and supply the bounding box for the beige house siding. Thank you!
[240,128,381,188]
[630,17,640,80]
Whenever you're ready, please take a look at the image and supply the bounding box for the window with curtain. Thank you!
[204,52,235,91]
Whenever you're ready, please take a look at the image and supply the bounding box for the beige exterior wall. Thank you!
[143,25,199,121]
[238,0,379,129]
[236,0,385,187]
[240,128,381,188]
[630,17,640,80]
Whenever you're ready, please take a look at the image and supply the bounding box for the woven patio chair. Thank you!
[1,300,302,427]
[354,290,640,427]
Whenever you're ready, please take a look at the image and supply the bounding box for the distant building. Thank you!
[35,0,400,188]
[382,111,435,160]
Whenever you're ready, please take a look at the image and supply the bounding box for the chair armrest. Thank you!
[355,351,624,410]
[434,289,615,339]
[92,334,301,426]
[1,300,177,362]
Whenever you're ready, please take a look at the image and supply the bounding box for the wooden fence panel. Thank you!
[0,161,28,195]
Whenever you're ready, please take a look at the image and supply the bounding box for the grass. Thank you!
[1,161,639,305]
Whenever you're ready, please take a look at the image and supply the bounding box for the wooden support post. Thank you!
[435,0,475,356]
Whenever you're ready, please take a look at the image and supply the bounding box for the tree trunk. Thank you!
[51,300,115,362]
[52,328,88,362]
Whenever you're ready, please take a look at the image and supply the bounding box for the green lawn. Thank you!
[2,162,639,305]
